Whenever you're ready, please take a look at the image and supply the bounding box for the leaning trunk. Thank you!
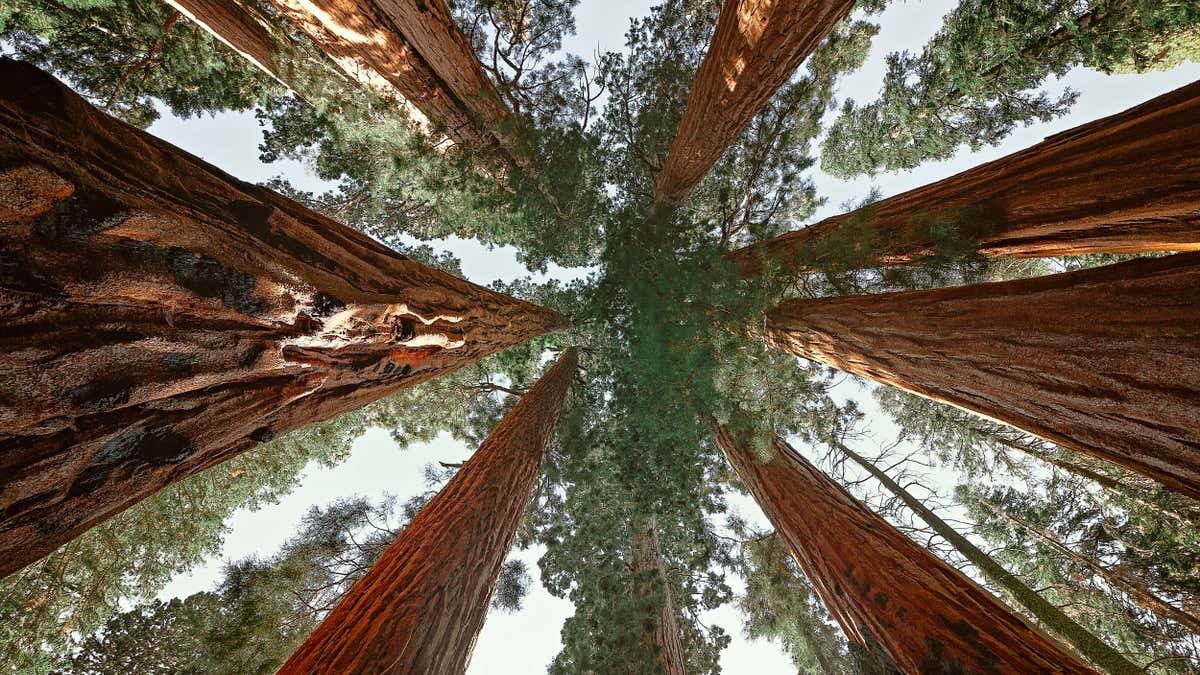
[766,253,1200,500]
[163,0,297,90]
[0,59,566,579]
[655,0,855,203]
[711,425,1097,673]
[730,81,1200,275]
[277,348,576,674]
[630,518,688,675]
[831,440,1143,674]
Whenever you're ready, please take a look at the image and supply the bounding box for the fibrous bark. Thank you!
[163,0,295,89]
[712,426,1098,673]
[277,348,576,674]
[731,81,1200,275]
[261,0,525,156]
[0,59,566,579]
[656,0,855,203]
[831,440,1142,674]
[765,253,1200,500]
[630,518,687,675]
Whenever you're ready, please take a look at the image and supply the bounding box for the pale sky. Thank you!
[147,0,1200,672]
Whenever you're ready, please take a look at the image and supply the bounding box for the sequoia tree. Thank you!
[711,425,1097,673]
[730,80,1200,275]
[631,519,688,675]
[163,0,299,90]
[0,59,566,578]
[655,0,857,203]
[276,348,576,674]
[765,253,1200,499]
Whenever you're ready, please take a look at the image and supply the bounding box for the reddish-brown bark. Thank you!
[631,519,687,675]
[163,0,294,88]
[730,81,1200,275]
[262,0,524,155]
[0,59,566,579]
[277,348,576,674]
[766,252,1200,500]
[656,0,855,203]
[712,426,1097,673]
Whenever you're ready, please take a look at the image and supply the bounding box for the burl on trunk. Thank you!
[277,348,576,674]
[766,253,1200,500]
[656,0,856,203]
[730,81,1200,275]
[712,426,1097,673]
[0,59,566,579]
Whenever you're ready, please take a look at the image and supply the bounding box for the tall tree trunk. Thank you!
[0,59,566,579]
[974,494,1200,637]
[766,253,1200,500]
[730,81,1200,275]
[830,439,1143,674]
[711,425,1098,673]
[277,348,576,674]
[655,0,855,203]
[630,518,688,675]
[162,0,295,89]
[261,0,526,158]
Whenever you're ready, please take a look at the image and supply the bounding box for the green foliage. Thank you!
[822,0,1200,177]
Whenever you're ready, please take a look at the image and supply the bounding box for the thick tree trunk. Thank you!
[730,81,1200,275]
[630,518,688,675]
[711,425,1098,673]
[975,495,1200,637]
[655,0,855,203]
[277,348,576,674]
[765,253,1200,500]
[0,59,566,579]
[163,0,294,89]
[831,440,1143,674]
[261,0,525,157]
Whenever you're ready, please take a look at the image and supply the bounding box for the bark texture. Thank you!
[630,519,688,675]
[712,426,1098,673]
[0,59,566,579]
[730,81,1200,275]
[262,0,524,155]
[765,253,1200,500]
[656,0,855,203]
[277,348,576,674]
[163,0,293,88]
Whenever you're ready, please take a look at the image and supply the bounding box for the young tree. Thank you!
[731,81,1200,276]
[655,0,858,203]
[277,348,576,674]
[712,425,1098,673]
[0,59,567,577]
[766,253,1200,499]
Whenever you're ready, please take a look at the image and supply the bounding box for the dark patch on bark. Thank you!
[226,199,326,267]
[249,426,274,443]
[310,292,345,317]
[874,591,889,609]
[398,317,416,342]
[69,426,195,498]
[166,247,265,315]
[0,249,64,297]
[67,377,135,411]
[162,352,199,374]
[32,186,125,240]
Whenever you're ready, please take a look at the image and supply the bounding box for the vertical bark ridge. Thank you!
[631,518,688,675]
[656,0,856,203]
[0,59,567,578]
[764,253,1200,500]
[730,81,1200,275]
[712,425,1099,673]
[277,348,577,674]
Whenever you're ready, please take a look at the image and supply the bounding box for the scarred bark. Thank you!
[630,519,687,675]
[277,348,576,674]
[261,0,525,156]
[712,426,1098,673]
[765,253,1200,500]
[656,0,855,203]
[730,81,1200,275]
[0,59,566,579]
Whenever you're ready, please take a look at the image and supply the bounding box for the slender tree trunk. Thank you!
[655,0,856,203]
[163,0,298,90]
[260,0,526,157]
[831,440,1143,674]
[104,10,184,111]
[711,425,1099,673]
[630,518,688,675]
[974,495,1200,637]
[730,81,1200,275]
[277,348,576,674]
[0,59,566,579]
[766,253,1200,500]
